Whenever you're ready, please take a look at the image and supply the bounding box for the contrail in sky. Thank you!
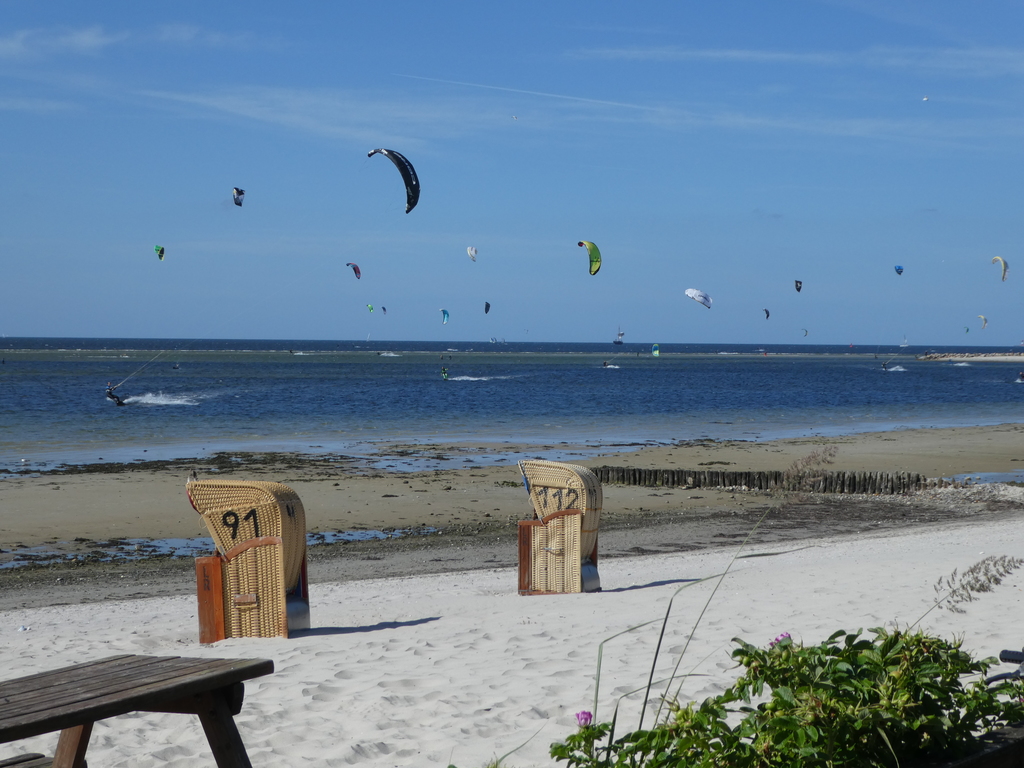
[395,73,665,112]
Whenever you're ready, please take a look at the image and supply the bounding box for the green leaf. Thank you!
[775,686,798,706]
[859,648,884,666]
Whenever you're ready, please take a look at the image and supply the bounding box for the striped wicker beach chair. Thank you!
[186,480,310,641]
[517,460,602,595]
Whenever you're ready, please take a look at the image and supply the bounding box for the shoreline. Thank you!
[1,423,1023,610]
[3,423,1023,548]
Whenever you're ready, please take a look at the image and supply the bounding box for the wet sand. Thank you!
[1,423,1023,610]
[2,423,1023,545]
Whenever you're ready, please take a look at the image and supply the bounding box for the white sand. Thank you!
[2,519,1023,768]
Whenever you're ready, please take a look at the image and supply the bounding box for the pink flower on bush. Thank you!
[769,632,792,648]
[576,710,593,727]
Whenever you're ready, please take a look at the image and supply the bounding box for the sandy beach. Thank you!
[1,423,1023,765]
[1,517,1023,767]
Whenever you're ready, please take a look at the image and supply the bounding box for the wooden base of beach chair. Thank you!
[519,510,600,595]
[518,521,542,595]
[196,553,310,643]
[196,556,227,644]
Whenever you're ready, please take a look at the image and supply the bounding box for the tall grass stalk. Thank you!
[635,575,726,729]
[782,445,838,491]
[591,619,661,719]
[589,507,772,734]
[651,507,773,725]
[599,648,721,763]
[599,674,701,762]
[589,572,728,725]
[911,554,1024,629]
[459,724,546,768]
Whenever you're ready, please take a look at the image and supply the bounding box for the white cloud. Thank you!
[136,80,1024,148]
[863,46,1024,77]
[153,24,256,49]
[396,75,1024,144]
[0,23,257,61]
[0,96,73,112]
[812,0,977,45]
[0,26,128,60]
[571,48,840,66]
[571,45,1024,78]
[55,26,129,55]
[138,86,510,146]
[0,30,31,59]
[692,111,1024,143]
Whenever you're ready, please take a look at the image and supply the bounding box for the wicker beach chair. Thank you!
[517,460,602,594]
[186,480,310,641]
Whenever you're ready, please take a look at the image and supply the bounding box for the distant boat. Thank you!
[613,327,624,345]
[900,336,909,348]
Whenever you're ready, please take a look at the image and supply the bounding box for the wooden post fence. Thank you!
[589,467,936,494]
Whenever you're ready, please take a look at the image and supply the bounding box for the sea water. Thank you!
[2,338,1023,473]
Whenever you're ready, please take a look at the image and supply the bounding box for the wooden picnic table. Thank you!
[0,654,274,768]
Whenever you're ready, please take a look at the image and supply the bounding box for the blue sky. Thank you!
[3,1,1023,345]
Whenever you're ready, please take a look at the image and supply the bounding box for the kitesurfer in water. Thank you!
[105,382,125,406]
[441,367,449,381]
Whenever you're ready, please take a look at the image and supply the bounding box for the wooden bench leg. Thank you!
[195,690,253,768]
[0,755,48,768]
[53,723,91,768]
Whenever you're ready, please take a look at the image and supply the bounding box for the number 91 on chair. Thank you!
[187,480,311,641]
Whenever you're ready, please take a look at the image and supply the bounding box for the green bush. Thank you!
[552,628,1024,768]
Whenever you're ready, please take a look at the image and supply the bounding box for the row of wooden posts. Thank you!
[591,466,938,495]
